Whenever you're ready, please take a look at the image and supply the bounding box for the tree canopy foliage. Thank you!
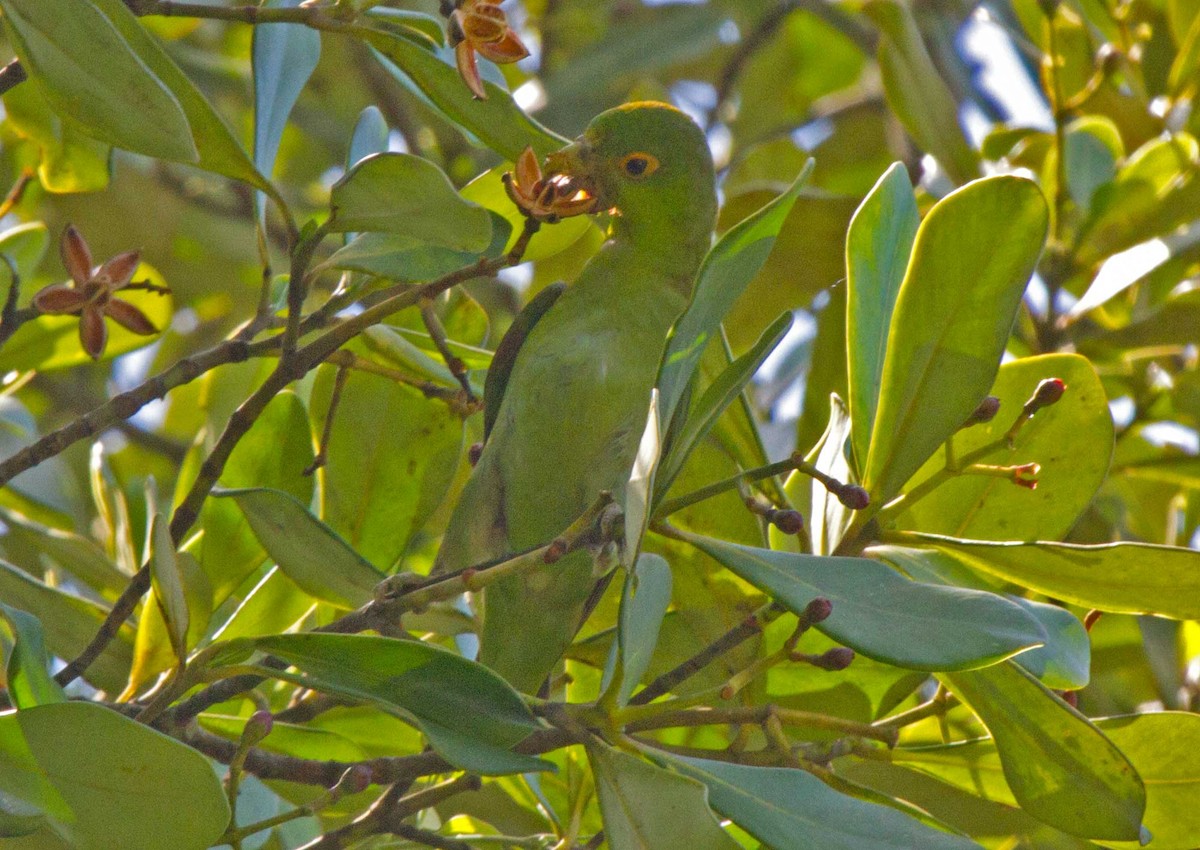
[0,0,1198,848]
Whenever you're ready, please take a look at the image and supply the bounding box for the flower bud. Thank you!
[812,647,855,671]
[769,509,805,535]
[962,396,1001,428]
[241,710,273,746]
[836,484,870,510]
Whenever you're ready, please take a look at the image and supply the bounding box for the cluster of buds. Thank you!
[445,0,529,100]
[503,147,598,223]
[785,597,856,671]
[32,225,161,360]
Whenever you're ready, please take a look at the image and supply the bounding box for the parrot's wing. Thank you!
[483,282,566,442]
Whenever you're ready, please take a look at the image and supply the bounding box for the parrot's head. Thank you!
[543,101,716,235]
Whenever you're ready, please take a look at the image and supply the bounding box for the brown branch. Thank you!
[628,603,784,706]
[1,339,252,490]
[625,704,897,745]
[0,59,28,97]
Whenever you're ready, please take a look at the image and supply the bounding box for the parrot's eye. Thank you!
[620,153,659,179]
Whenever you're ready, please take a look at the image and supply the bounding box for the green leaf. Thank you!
[217,487,384,609]
[195,388,314,602]
[323,226,509,283]
[846,162,919,468]
[674,530,1047,671]
[362,28,565,161]
[658,163,812,432]
[617,553,672,706]
[589,745,740,850]
[895,712,1200,850]
[3,0,264,187]
[873,544,1090,689]
[0,262,173,372]
[347,105,389,170]
[124,550,211,700]
[328,152,492,251]
[146,511,188,664]
[0,604,66,708]
[252,0,320,220]
[0,701,229,849]
[864,0,979,185]
[0,559,133,692]
[657,312,792,500]
[0,508,127,599]
[913,535,1200,620]
[941,662,1146,840]
[664,754,981,850]
[0,222,50,284]
[0,0,195,162]
[862,176,1049,504]
[2,82,110,193]
[310,367,464,570]
[246,633,540,771]
[896,354,1113,540]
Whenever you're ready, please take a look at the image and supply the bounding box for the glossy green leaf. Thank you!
[0,559,133,692]
[675,530,1047,671]
[846,162,919,467]
[347,105,389,170]
[2,81,110,193]
[218,487,384,609]
[874,544,1090,689]
[807,395,856,556]
[246,633,540,771]
[617,553,672,705]
[914,535,1200,620]
[310,367,464,570]
[862,176,1049,503]
[941,662,1145,840]
[252,0,320,219]
[146,511,188,663]
[0,701,229,849]
[0,222,50,283]
[363,28,564,161]
[0,0,195,162]
[0,604,65,708]
[658,164,812,431]
[0,262,172,372]
[328,152,492,251]
[657,312,792,500]
[589,745,740,850]
[124,550,211,699]
[625,390,662,566]
[897,354,1113,540]
[322,217,511,283]
[195,388,314,601]
[895,712,1200,850]
[665,754,981,850]
[865,0,979,185]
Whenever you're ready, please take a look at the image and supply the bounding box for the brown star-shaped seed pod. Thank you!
[32,225,159,360]
[502,146,599,223]
[448,0,530,100]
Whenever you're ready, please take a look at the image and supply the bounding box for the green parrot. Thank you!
[437,102,717,693]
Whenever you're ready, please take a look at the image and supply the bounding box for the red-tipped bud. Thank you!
[812,647,855,671]
[241,710,274,746]
[836,485,870,510]
[1031,378,1066,410]
[962,396,1001,428]
[1060,690,1079,708]
[719,684,735,700]
[1012,462,1041,490]
[769,509,805,535]
[468,442,484,466]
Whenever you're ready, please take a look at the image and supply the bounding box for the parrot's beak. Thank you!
[542,139,604,216]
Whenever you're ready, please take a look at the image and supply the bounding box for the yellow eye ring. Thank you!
[620,152,660,178]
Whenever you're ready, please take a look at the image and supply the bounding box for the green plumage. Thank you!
[437,103,717,692]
